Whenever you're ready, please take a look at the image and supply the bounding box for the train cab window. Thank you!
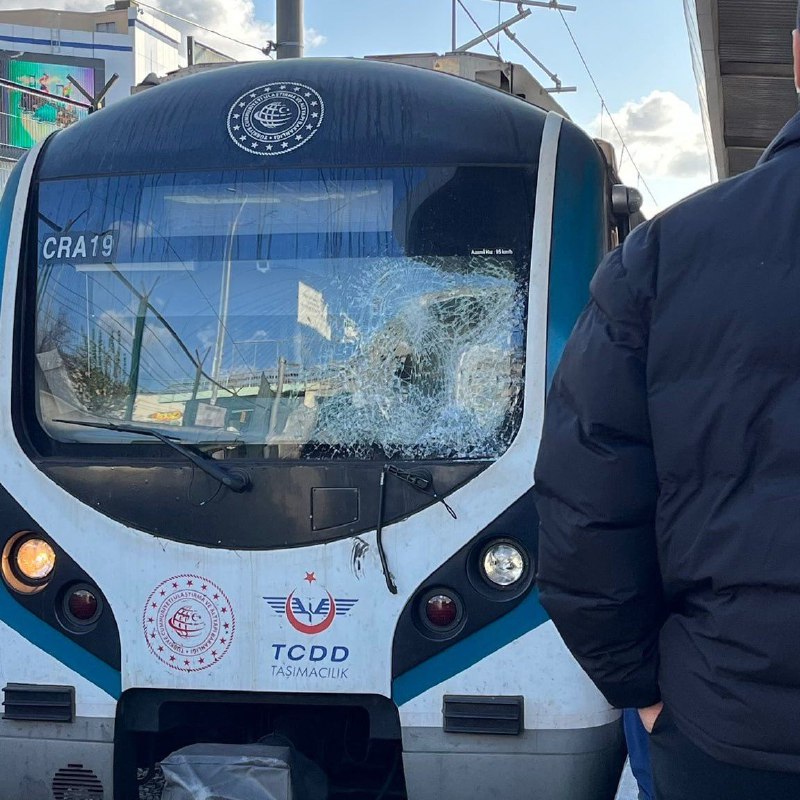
[31,166,534,460]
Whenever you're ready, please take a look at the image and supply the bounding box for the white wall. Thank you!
[0,9,183,107]
[0,20,134,103]
[127,6,182,85]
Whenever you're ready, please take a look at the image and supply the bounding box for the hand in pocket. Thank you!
[638,701,664,734]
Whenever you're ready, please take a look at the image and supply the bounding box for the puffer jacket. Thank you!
[534,111,800,772]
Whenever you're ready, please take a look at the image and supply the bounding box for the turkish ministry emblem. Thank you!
[227,82,324,155]
[143,574,235,672]
[264,571,358,634]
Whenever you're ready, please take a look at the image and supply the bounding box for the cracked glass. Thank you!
[33,166,535,460]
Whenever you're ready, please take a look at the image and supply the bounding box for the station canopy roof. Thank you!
[689,0,798,177]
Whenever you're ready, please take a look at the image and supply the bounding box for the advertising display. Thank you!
[1,56,96,150]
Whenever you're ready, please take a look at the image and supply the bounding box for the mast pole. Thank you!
[276,0,304,59]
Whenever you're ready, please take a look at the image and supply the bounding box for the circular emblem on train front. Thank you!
[227,82,324,155]
[142,575,235,672]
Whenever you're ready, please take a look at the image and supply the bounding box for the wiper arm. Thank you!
[374,465,458,595]
[54,419,251,493]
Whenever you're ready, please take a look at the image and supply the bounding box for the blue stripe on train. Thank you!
[0,157,122,700]
[545,121,606,387]
[392,588,549,706]
[393,120,606,707]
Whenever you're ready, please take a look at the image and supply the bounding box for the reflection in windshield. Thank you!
[312,258,523,458]
[34,167,533,460]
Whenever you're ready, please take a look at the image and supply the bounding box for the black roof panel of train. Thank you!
[36,58,548,179]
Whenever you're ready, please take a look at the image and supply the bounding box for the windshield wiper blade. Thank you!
[54,419,251,493]
[374,465,459,595]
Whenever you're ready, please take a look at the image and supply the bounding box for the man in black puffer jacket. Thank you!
[534,6,800,799]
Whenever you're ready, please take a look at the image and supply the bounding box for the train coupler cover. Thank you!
[160,741,327,800]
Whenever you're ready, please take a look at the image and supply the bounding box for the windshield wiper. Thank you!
[374,465,458,594]
[54,419,251,493]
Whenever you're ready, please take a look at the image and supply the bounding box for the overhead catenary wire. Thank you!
[134,0,275,58]
[456,0,502,57]
[557,9,659,207]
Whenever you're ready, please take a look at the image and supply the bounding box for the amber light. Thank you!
[14,538,56,582]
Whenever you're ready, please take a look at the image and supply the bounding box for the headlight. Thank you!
[481,541,525,587]
[14,537,57,582]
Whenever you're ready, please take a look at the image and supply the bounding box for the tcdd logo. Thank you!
[264,571,358,634]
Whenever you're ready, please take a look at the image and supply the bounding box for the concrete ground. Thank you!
[616,761,639,800]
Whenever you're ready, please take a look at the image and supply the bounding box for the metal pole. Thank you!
[211,200,247,404]
[191,349,208,401]
[125,293,150,421]
[494,0,577,10]
[455,8,531,52]
[451,0,456,51]
[276,0,304,59]
[268,357,287,436]
[503,27,576,91]
[210,248,233,405]
[0,77,91,110]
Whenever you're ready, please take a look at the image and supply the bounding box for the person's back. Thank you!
[533,6,800,798]
[640,135,800,768]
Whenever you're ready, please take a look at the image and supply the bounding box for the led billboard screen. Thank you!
[0,53,101,153]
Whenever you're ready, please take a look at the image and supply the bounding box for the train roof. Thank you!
[36,58,549,181]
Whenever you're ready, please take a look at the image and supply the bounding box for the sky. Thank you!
[6,0,714,214]
[297,0,713,214]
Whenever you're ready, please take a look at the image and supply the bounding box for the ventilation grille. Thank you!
[443,695,523,736]
[2,683,74,722]
[52,763,104,800]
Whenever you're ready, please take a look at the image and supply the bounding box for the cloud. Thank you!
[5,0,325,62]
[588,90,711,186]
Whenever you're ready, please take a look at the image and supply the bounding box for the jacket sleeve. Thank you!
[534,241,663,710]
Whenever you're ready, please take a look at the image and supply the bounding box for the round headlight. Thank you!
[14,537,56,582]
[481,542,525,587]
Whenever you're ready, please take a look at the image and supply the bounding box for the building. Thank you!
[685,0,797,179]
[0,0,233,191]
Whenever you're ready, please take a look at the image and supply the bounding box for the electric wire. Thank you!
[557,9,659,207]
[456,0,502,57]
[134,0,275,58]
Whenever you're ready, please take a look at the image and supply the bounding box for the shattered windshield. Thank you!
[33,166,534,460]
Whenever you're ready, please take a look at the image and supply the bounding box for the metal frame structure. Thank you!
[451,0,577,93]
[687,0,798,178]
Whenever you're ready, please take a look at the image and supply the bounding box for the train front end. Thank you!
[0,60,624,799]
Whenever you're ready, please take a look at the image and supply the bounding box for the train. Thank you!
[0,57,640,799]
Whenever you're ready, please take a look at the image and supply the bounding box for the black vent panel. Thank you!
[52,764,104,799]
[2,683,74,722]
[443,695,523,736]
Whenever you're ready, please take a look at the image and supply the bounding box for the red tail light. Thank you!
[425,594,458,628]
[67,588,99,622]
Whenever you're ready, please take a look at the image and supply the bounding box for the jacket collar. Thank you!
[758,109,800,165]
